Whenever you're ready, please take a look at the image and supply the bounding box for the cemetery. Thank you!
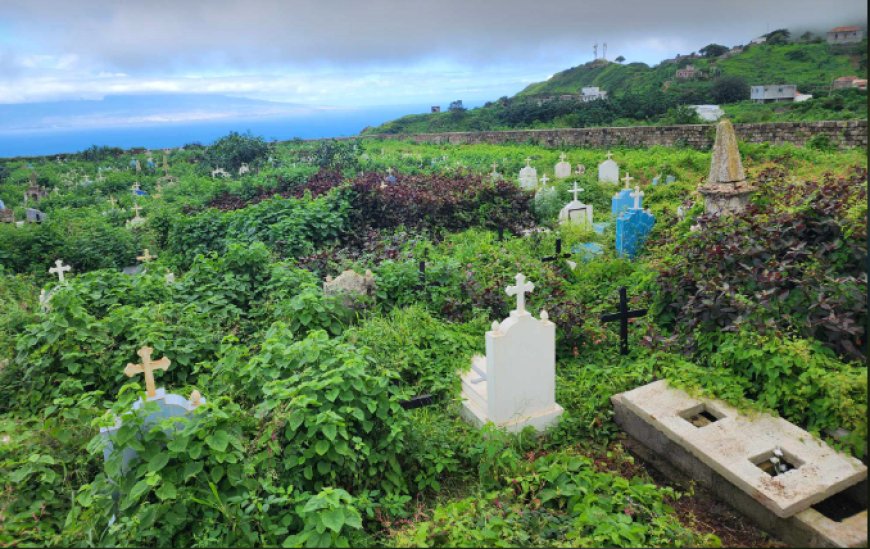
[0,125,866,548]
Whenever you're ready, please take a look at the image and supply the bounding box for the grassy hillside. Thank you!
[365,39,867,135]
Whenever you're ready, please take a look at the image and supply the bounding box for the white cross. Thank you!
[137,248,156,263]
[606,151,613,160]
[540,174,550,186]
[525,157,532,166]
[559,152,567,162]
[491,162,498,173]
[569,182,584,202]
[622,172,634,189]
[49,259,71,282]
[631,186,644,209]
[506,273,535,314]
[386,167,393,175]
[131,203,143,218]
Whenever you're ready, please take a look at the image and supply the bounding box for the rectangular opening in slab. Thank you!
[750,448,803,476]
[812,489,867,522]
[678,403,724,427]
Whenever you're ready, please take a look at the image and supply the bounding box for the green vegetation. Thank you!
[0,133,865,546]
[365,39,867,134]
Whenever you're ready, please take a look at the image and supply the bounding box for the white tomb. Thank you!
[558,182,593,226]
[518,157,538,190]
[598,151,619,183]
[459,273,564,433]
[554,152,572,179]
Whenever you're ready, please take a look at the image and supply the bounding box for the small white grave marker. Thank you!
[49,259,71,283]
[554,153,572,179]
[631,186,644,210]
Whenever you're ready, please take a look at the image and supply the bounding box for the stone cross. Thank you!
[559,152,567,162]
[386,167,393,175]
[606,151,613,160]
[569,182,583,202]
[622,172,634,189]
[631,186,644,210]
[525,157,532,166]
[49,259,71,283]
[124,346,171,398]
[505,273,535,314]
[131,204,143,218]
[540,174,550,186]
[491,162,498,173]
[137,249,156,263]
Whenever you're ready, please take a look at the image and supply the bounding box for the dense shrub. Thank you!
[203,131,269,173]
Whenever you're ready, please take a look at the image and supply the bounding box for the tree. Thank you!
[699,43,729,58]
[448,100,466,112]
[765,28,791,45]
[710,76,750,103]
[799,31,814,42]
[615,55,626,63]
[204,131,269,172]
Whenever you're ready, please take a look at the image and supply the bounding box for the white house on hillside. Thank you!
[580,87,608,101]
[750,84,797,103]
[827,26,864,44]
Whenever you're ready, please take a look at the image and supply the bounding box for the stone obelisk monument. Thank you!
[698,119,756,215]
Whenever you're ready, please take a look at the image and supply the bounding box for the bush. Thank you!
[710,76,750,103]
[203,131,269,173]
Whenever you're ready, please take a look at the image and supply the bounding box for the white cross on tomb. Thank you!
[540,174,549,186]
[49,259,71,282]
[525,157,532,166]
[506,273,535,314]
[569,182,584,202]
[631,186,644,209]
[131,204,143,218]
[622,172,634,189]
[559,152,567,162]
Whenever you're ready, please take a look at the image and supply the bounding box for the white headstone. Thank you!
[459,273,564,433]
[554,152,572,179]
[598,151,619,183]
[518,157,538,190]
[558,182,594,226]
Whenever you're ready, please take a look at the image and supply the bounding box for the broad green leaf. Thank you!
[321,507,345,533]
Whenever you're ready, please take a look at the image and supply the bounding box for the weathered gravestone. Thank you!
[615,187,655,259]
[611,173,638,217]
[554,153,572,179]
[598,151,619,183]
[459,273,564,433]
[25,208,46,223]
[518,157,538,190]
[666,175,676,184]
[652,175,661,186]
[698,118,756,215]
[558,182,593,227]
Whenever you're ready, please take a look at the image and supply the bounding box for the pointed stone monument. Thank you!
[459,273,564,433]
[698,119,756,215]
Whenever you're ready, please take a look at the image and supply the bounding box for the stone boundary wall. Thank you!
[353,120,867,150]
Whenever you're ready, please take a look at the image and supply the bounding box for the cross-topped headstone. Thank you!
[569,182,584,202]
[559,152,567,162]
[137,249,156,263]
[131,182,141,192]
[540,174,549,186]
[631,186,644,210]
[622,172,634,189]
[491,162,498,173]
[525,157,532,166]
[505,273,534,315]
[49,259,71,283]
[600,286,648,355]
[124,346,171,398]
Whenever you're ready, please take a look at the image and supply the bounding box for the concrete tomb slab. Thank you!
[613,380,867,519]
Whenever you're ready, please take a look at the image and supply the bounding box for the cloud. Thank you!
[0,0,866,104]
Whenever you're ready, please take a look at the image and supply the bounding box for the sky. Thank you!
[0,0,866,108]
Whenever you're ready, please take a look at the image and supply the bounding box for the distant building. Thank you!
[750,84,797,103]
[750,35,767,45]
[832,75,867,90]
[794,93,813,102]
[675,65,700,80]
[580,87,608,101]
[827,26,864,44]
[430,105,441,113]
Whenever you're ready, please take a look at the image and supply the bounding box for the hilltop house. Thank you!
[832,76,868,90]
[431,106,441,113]
[579,87,608,101]
[827,26,864,44]
[675,65,701,80]
[750,84,797,103]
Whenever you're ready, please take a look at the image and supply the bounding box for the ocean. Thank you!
[0,102,468,158]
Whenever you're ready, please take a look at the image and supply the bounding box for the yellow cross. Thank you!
[137,249,156,263]
[124,346,171,398]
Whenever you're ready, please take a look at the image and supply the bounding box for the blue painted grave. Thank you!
[616,208,655,259]
[611,188,638,217]
[652,176,661,186]
[592,222,610,235]
[666,175,676,184]
[571,242,604,262]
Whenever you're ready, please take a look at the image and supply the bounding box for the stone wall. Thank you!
[357,120,867,150]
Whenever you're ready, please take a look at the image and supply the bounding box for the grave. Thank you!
[611,173,638,217]
[698,118,756,215]
[24,171,48,203]
[238,163,250,176]
[598,151,619,183]
[490,162,502,181]
[612,380,867,547]
[652,175,661,186]
[49,259,72,283]
[615,187,655,259]
[100,346,205,478]
[323,269,376,303]
[518,157,538,190]
[571,242,604,262]
[127,204,145,227]
[575,164,586,176]
[599,286,647,355]
[459,273,564,433]
[666,175,676,184]
[131,182,148,197]
[592,222,610,234]
[211,167,230,179]
[558,182,593,227]
[25,208,46,223]
[0,203,13,223]
[554,152,572,179]
[384,167,397,186]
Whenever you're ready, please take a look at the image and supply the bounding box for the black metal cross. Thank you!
[398,393,439,410]
[542,238,572,262]
[600,286,648,355]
